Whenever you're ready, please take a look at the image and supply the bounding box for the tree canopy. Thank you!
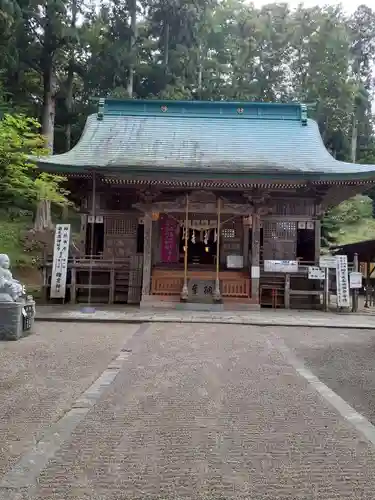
[1,0,375,248]
[0,113,67,210]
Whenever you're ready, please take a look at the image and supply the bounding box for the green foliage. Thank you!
[0,113,69,211]
[0,215,35,266]
[322,196,375,247]
[0,0,374,151]
[329,195,372,225]
[0,0,375,254]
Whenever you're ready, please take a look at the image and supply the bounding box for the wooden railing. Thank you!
[221,278,250,298]
[41,255,142,304]
[151,268,250,299]
[43,256,131,269]
[152,277,184,296]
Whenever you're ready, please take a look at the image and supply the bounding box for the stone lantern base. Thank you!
[0,299,35,341]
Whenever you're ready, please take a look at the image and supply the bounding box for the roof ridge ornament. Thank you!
[301,104,307,126]
[97,98,105,121]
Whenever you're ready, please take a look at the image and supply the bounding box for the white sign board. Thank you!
[308,266,325,280]
[320,255,337,268]
[264,260,299,273]
[349,272,362,289]
[226,255,244,269]
[88,215,103,223]
[335,254,350,308]
[251,265,260,279]
[50,224,71,299]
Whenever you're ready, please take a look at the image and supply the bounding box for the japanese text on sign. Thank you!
[264,260,299,273]
[319,255,337,268]
[189,280,215,298]
[335,254,350,308]
[349,272,362,289]
[50,224,71,299]
[160,215,178,263]
[308,266,325,280]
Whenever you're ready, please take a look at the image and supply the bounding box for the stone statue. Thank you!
[0,254,25,302]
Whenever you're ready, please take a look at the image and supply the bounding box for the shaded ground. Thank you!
[35,304,375,328]
[1,324,375,499]
[288,326,375,426]
[0,322,138,477]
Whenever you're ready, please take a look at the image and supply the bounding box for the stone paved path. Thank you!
[2,323,375,499]
[36,304,375,329]
[0,323,138,478]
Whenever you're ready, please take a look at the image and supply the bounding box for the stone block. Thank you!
[0,299,35,341]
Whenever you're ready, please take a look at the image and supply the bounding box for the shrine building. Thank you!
[37,98,375,309]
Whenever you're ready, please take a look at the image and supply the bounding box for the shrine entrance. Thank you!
[179,228,217,266]
[149,193,252,305]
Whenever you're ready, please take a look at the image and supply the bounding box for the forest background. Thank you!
[1,0,375,277]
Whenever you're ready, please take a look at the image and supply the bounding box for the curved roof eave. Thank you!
[36,112,375,180]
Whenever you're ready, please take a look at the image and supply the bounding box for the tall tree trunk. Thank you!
[197,43,203,98]
[37,56,56,231]
[41,63,55,154]
[65,64,74,152]
[351,111,358,163]
[65,0,78,152]
[34,200,53,231]
[127,0,137,97]
[351,70,361,163]
[163,22,169,69]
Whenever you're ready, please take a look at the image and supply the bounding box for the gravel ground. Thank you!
[281,326,375,426]
[0,322,138,476]
[17,323,375,500]
[3,323,375,499]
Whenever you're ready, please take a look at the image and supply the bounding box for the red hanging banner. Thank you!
[160,215,179,263]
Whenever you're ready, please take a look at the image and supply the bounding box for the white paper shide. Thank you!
[335,254,350,308]
[50,224,71,299]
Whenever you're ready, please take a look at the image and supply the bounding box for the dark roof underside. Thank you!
[332,239,375,262]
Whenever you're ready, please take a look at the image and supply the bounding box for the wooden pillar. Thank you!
[70,262,77,304]
[314,219,321,264]
[213,197,222,302]
[284,273,290,309]
[79,214,87,255]
[87,172,96,307]
[141,212,152,299]
[243,222,249,268]
[352,252,359,312]
[181,194,189,300]
[251,212,260,301]
[365,261,371,308]
[152,218,160,265]
[42,265,48,303]
[109,267,115,304]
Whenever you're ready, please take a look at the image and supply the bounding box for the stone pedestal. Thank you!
[0,299,35,341]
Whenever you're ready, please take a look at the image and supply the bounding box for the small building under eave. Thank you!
[37,98,375,309]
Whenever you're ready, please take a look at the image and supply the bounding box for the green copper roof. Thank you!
[37,98,375,179]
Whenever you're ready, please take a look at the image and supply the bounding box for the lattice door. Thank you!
[221,217,243,264]
[103,215,138,259]
[128,255,143,303]
[262,221,297,260]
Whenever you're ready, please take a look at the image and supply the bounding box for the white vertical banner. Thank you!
[50,224,71,299]
[335,254,350,308]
